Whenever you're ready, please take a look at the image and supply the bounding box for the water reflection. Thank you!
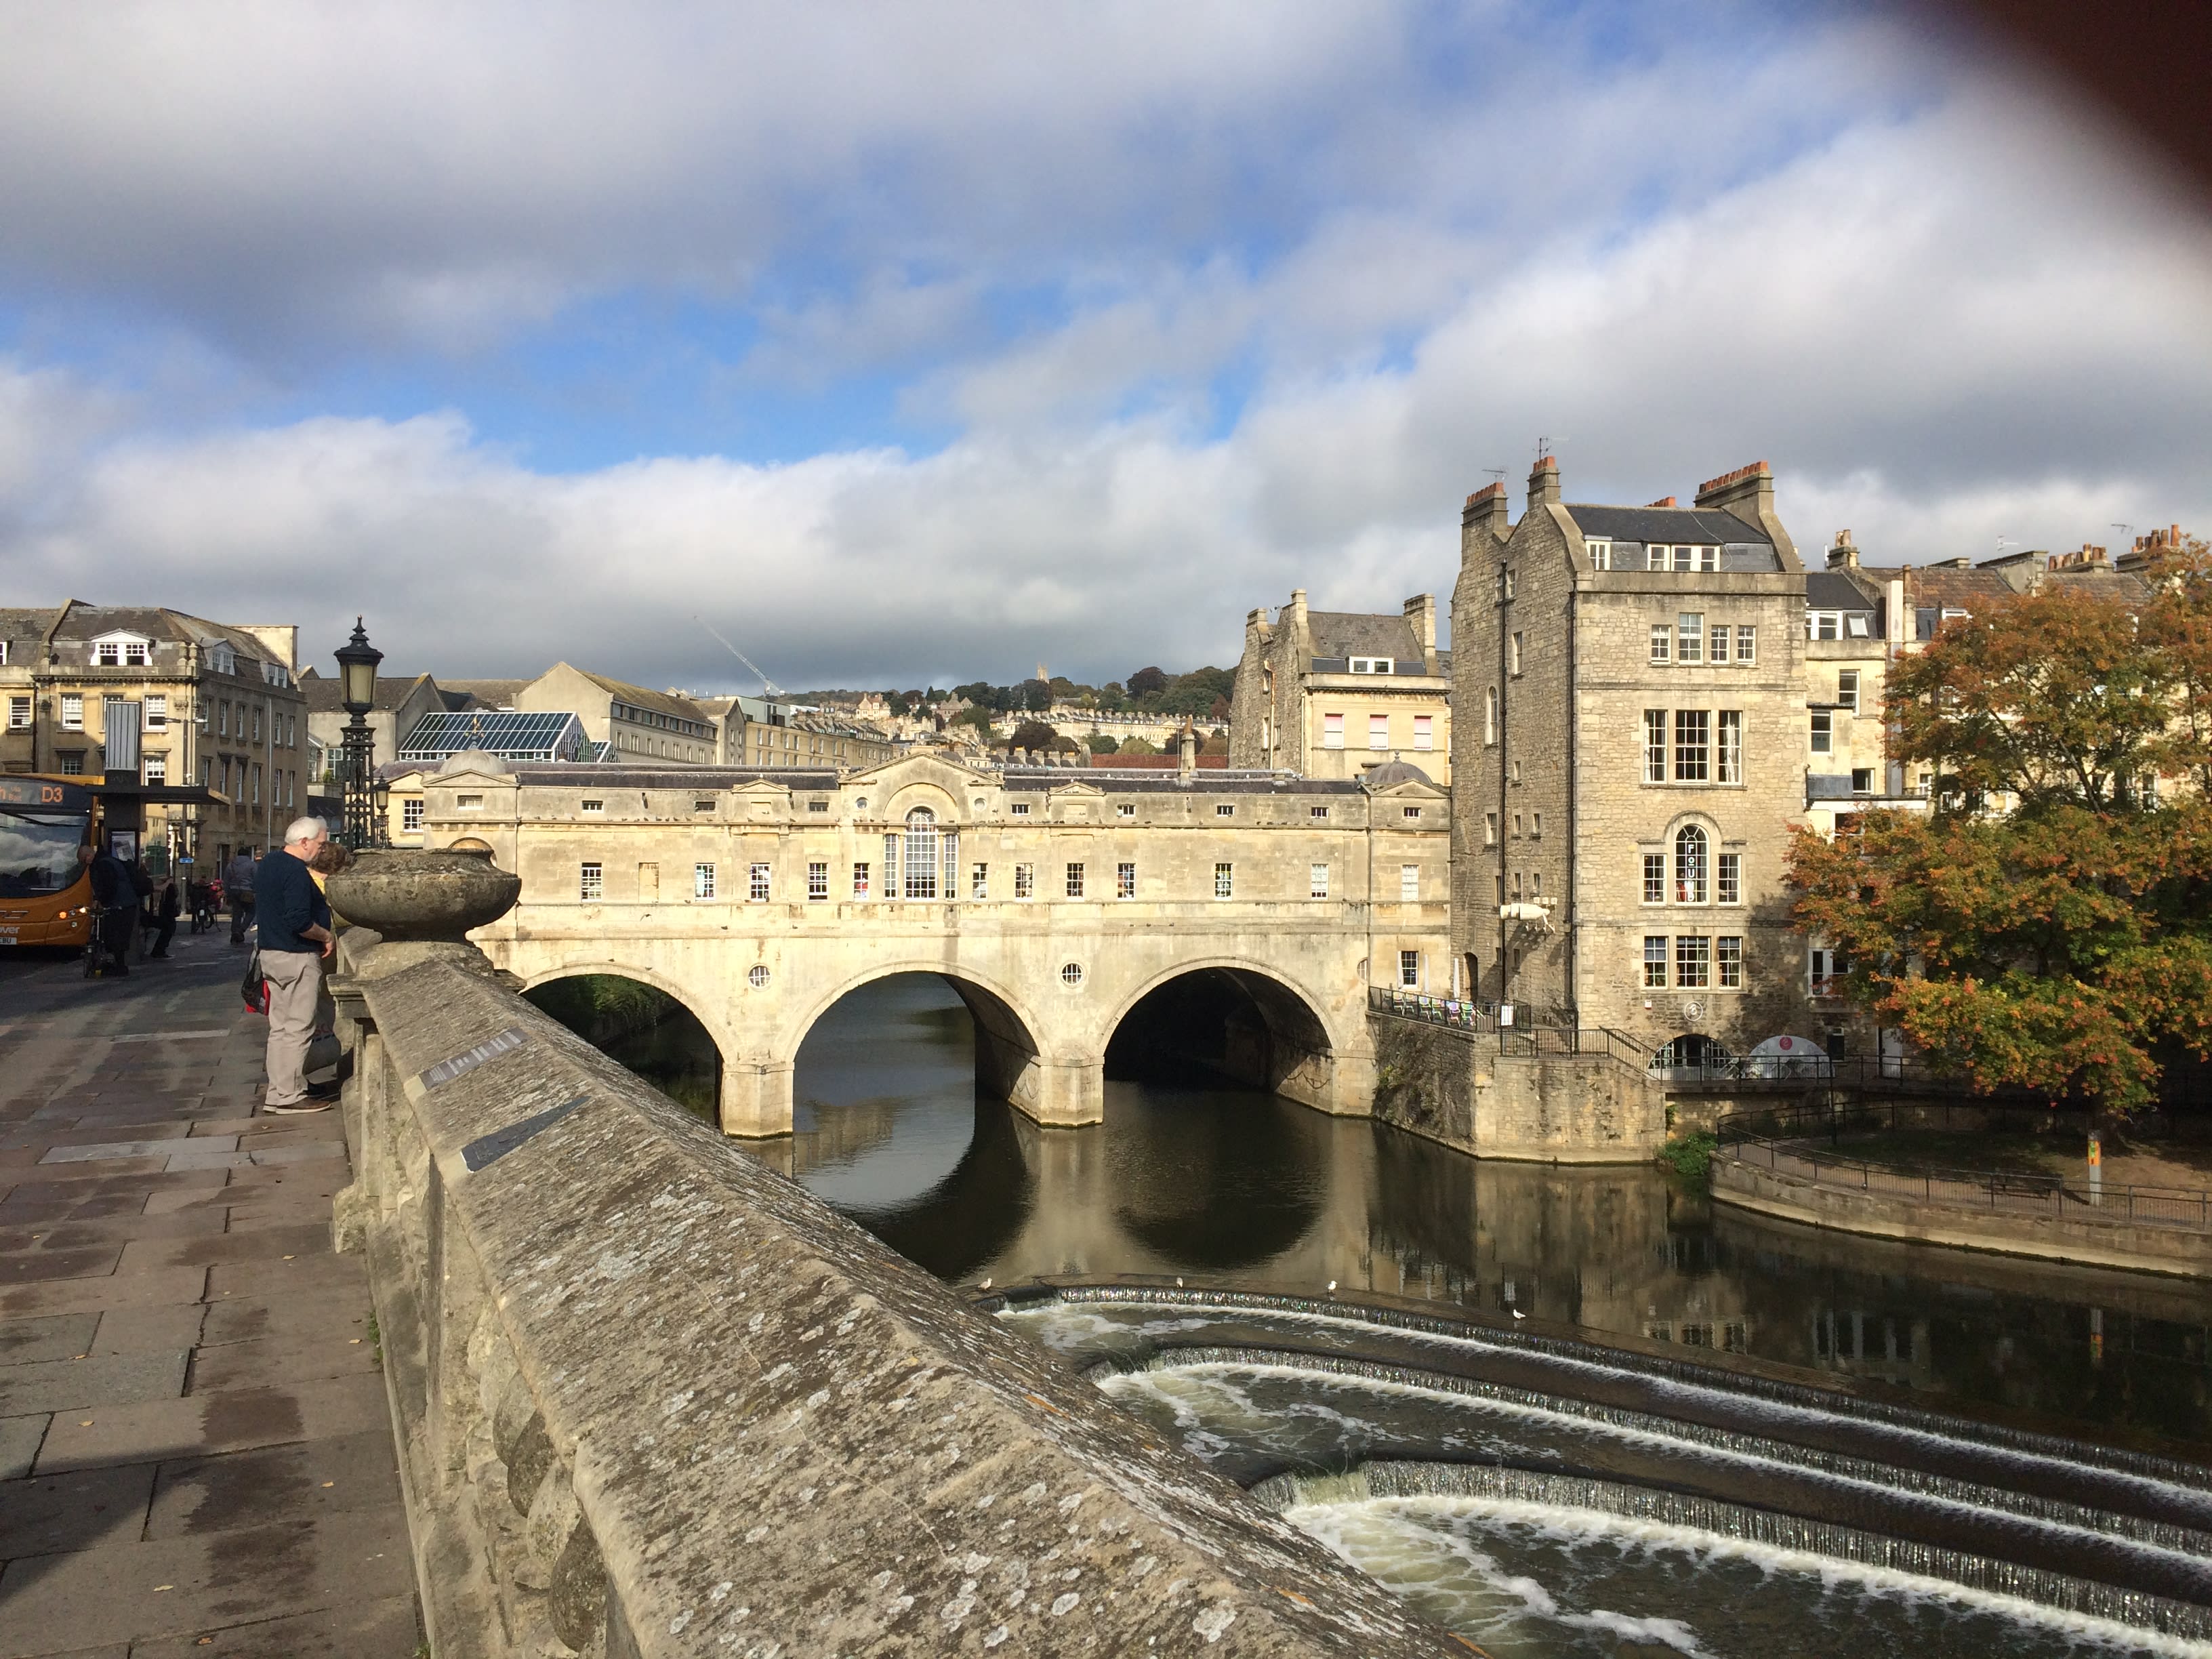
[623,973,2212,1443]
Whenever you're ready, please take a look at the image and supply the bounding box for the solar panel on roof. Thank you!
[398,710,588,762]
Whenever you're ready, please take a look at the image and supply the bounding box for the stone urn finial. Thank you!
[327,847,521,980]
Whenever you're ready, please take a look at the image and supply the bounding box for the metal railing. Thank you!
[1366,989,1652,1075]
[1712,1098,2068,1145]
[1719,1136,2212,1232]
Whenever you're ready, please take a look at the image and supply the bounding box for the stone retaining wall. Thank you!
[1712,1155,2212,1279]
[329,934,1464,1658]
[1370,1015,1663,1164]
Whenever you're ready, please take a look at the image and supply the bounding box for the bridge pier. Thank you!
[998,1051,1105,1128]
[719,1057,794,1137]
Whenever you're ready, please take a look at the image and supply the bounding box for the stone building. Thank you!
[1451,458,1817,1061]
[695,695,897,771]
[516,663,718,765]
[0,602,307,865]
[1230,591,1452,781]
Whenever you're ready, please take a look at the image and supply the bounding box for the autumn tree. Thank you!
[1789,543,2212,1113]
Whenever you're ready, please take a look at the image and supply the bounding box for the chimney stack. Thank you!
[1176,719,1197,785]
[1527,455,1560,512]
[1826,529,1858,570]
[1402,594,1437,654]
[1694,459,1773,520]
[1462,481,1511,549]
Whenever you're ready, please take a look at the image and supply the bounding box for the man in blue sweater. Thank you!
[258,816,336,1113]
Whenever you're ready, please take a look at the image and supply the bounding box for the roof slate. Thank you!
[1305,611,1422,662]
[1563,505,1771,547]
[1804,572,1878,613]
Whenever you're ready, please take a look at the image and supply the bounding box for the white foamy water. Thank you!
[1289,1496,2212,1659]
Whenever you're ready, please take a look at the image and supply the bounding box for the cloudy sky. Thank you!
[3,1,2208,693]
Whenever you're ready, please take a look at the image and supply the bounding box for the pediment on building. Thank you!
[1046,779,1107,800]
[847,750,996,794]
[1362,776,1448,802]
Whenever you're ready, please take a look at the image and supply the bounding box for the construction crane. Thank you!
[696,617,785,699]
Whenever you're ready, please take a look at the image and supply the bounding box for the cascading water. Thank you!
[1002,1286,2212,1656]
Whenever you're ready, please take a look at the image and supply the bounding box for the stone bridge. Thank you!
[413,752,1452,1135]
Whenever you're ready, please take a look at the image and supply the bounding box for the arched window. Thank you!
[1674,825,1708,903]
[903,807,939,900]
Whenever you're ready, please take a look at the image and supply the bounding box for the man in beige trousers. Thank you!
[257,816,337,1113]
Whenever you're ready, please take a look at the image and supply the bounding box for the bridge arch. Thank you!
[520,960,735,1056]
[520,962,732,1121]
[780,959,1072,1126]
[1103,956,1355,1112]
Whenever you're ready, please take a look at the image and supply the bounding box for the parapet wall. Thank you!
[1370,1015,1664,1163]
[1712,1156,2212,1279]
[330,937,1463,1658]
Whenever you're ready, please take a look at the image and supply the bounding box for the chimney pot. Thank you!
[1645,495,1677,508]
[1526,455,1560,511]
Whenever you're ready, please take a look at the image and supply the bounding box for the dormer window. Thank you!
[1646,544,1719,573]
[1349,657,1392,674]
[1809,611,1841,640]
[91,635,152,667]
[1586,538,1614,570]
[208,643,236,675]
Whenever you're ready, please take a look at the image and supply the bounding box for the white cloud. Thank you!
[1,7,2208,693]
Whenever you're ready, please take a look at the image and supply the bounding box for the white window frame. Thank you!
[1398,950,1420,989]
[61,693,83,730]
[144,754,166,784]
[972,862,989,900]
[1736,625,1757,663]
[1368,714,1389,750]
[1717,935,1744,988]
[852,861,871,897]
[1717,851,1741,905]
[403,798,425,833]
[1717,710,1742,785]
[1116,861,1136,900]
[1349,656,1392,675]
[1643,710,1666,783]
[1675,710,1710,781]
[1413,714,1433,751]
[7,695,28,729]
[806,861,828,901]
[1216,802,1235,817]
[1837,671,1860,714]
[695,863,718,900]
[1399,863,1419,901]
[1643,936,1668,987]
[1014,863,1034,899]
[1677,613,1704,664]
[1323,712,1345,750]
[748,862,771,902]
[1810,710,1833,755]
[144,695,167,729]
[1586,537,1612,570]
[1065,861,1085,899]
[1310,863,1329,899]
[1484,689,1498,746]
[1650,625,1671,665]
[1214,862,1233,899]
[1509,632,1523,676]
[1708,624,1729,665]
[1642,853,1664,904]
[579,862,603,901]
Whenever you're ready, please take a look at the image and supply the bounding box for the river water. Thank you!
[584,971,2212,1654]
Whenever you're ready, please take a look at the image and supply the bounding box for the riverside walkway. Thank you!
[0,935,417,1656]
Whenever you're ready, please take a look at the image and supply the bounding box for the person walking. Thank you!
[256,817,336,1113]
[146,869,180,958]
[124,855,154,962]
[224,846,258,945]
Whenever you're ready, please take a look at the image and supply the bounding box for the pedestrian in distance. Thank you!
[224,846,258,945]
[257,817,337,1113]
[80,844,134,977]
[147,869,180,958]
[124,855,154,961]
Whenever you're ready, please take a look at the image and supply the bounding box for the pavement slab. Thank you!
[0,1349,188,1418]
[0,947,417,1656]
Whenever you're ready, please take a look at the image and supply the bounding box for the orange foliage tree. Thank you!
[1788,540,2212,1113]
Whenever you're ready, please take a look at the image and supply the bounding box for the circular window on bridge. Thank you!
[1059,962,1085,989]
[747,965,771,989]
[853,798,867,811]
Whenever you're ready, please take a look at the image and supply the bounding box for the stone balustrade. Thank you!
[326,927,1463,1658]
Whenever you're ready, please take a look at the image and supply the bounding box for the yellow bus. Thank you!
[0,777,96,950]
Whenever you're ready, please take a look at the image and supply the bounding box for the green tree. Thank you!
[1009,718,1057,753]
[1790,554,2212,1113]
[1084,733,1120,755]
[1127,665,1168,699]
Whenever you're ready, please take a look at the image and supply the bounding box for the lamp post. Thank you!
[335,617,384,849]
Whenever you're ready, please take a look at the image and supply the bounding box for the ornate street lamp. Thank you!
[335,617,384,849]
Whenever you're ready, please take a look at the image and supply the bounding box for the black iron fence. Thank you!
[1718,1136,2211,1232]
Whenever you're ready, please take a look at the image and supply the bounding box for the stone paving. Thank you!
[0,929,419,1657]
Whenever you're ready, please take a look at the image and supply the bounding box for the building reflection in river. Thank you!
[586,971,2211,1443]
